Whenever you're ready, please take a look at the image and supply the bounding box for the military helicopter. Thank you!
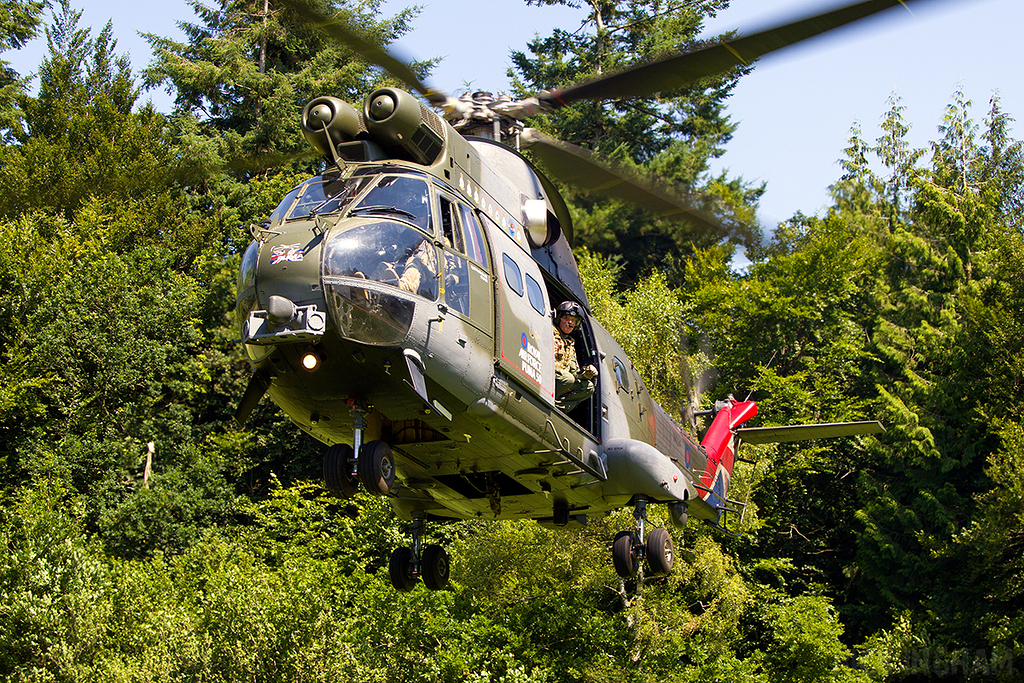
[233,0,906,591]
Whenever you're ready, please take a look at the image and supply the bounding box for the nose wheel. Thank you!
[321,403,396,497]
[388,515,450,592]
[321,440,395,497]
[612,497,675,579]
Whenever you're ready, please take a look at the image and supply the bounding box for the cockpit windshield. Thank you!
[351,175,432,233]
[282,174,368,221]
[269,173,434,234]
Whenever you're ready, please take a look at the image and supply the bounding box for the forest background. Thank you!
[1,0,1023,681]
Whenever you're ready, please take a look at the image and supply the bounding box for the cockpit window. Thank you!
[269,185,302,226]
[310,175,373,216]
[323,222,439,302]
[285,174,352,221]
[351,175,432,233]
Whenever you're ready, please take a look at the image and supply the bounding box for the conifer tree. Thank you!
[0,0,45,138]
[143,0,427,173]
[511,0,762,286]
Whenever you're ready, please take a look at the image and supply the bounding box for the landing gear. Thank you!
[320,439,394,497]
[388,514,451,592]
[323,444,358,498]
[646,527,674,576]
[421,544,451,591]
[389,546,417,592]
[358,440,395,495]
[612,530,640,578]
[321,402,395,497]
[612,496,676,579]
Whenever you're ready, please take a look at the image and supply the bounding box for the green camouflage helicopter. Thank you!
[234,0,908,592]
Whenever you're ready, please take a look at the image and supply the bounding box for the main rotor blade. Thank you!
[543,0,923,107]
[521,129,742,242]
[737,421,885,445]
[280,0,445,105]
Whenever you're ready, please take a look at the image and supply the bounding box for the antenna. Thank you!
[743,350,778,402]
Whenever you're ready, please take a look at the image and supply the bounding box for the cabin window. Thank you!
[459,205,488,267]
[440,197,471,317]
[525,273,546,316]
[502,253,523,297]
[439,196,465,252]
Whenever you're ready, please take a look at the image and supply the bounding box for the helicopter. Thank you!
[232,0,907,592]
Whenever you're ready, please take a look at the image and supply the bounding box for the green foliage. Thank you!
[0,2,178,222]
[3,2,1024,680]
[142,0,427,186]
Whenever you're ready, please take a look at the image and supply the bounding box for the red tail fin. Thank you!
[699,399,757,514]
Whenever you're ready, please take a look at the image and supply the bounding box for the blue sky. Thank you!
[3,0,1019,227]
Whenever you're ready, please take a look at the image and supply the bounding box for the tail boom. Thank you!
[698,399,757,515]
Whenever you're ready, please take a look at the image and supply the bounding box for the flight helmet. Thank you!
[555,300,585,324]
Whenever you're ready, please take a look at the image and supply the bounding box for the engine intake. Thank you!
[362,87,446,166]
[301,96,362,160]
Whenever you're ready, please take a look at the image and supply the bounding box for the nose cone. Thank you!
[255,230,326,314]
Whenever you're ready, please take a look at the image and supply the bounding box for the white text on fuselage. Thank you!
[519,335,543,383]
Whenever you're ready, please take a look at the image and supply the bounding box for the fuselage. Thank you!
[237,89,748,526]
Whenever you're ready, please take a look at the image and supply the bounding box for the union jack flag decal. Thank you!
[270,244,304,265]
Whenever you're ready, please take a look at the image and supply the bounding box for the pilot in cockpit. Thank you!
[553,301,597,412]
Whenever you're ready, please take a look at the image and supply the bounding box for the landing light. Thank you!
[301,349,322,372]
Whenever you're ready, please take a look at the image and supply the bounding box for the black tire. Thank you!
[323,444,357,498]
[612,530,639,578]
[358,440,395,495]
[421,544,451,591]
[389,546,417,592]
[646,527,675,576]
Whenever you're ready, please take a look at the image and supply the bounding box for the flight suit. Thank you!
[554,325,595,411]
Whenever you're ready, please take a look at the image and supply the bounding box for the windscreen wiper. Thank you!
[349,205,418,221]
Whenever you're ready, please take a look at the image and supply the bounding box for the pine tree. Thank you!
[511,0,762,287]
[143,0,427,171]
[0,0,45,138]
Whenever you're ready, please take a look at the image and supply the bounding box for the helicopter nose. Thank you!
[267,295,297,326]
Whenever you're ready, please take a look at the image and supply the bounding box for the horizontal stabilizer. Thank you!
[736,421,884,445]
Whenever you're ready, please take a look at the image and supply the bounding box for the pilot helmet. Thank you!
[555,300,584,325]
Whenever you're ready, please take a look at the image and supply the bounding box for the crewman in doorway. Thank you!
[553,301,598,412]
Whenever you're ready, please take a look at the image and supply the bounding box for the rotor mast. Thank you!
[444,91,530,149]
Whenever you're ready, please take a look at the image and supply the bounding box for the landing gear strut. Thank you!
[389,514,450,592]
[321,403,395,497]
[612,496,675,579]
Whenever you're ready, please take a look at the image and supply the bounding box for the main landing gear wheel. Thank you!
[612,497,678,580]
[389,546,417,592]
[613,531,640,578]
[358,440,395,495]
[646,527,675,576]
[421,544,450,591]
[387,515,451,592]
[323,443,357,498]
